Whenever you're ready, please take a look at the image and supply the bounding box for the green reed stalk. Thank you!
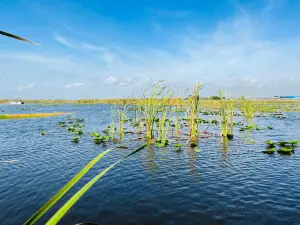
[218,89,228,137]
[227,92,234,136]
[143,81,173,140]
[186,82,202,141]
[240,96,255,120]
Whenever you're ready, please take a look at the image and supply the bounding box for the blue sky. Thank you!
[1,0,300,99]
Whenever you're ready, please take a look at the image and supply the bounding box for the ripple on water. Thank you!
[0,105,300,225]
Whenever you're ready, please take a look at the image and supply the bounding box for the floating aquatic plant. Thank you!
[256,126,262,131]
[67,127,76,132]
[278,141,290,147]
[156,138,168,148]
[77,129,84,135]
[194,147,201,152]
[265,140,276,147]
[72,137,80,143]
[278,148,293,155]
[262,148,275,154]
[174,143,182,148]
[93,136,106,144]
[289,140,300,147]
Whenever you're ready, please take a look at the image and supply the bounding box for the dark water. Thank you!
[1,104,300,225]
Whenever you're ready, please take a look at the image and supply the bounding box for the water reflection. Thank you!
[143,144,159,172]
[187,146,201,181]
[220,137,229,165]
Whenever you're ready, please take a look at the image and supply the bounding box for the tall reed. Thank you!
[240,96,255,120]
[185,82,202,141]
[227,92,234,137]
[218,89,228,137]
[142,81,173,140]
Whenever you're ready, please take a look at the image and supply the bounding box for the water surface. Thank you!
[0,104,300,225]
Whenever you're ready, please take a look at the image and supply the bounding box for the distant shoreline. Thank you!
[1,98,300,105]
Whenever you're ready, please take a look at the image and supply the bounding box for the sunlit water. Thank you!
[1,104,300,225]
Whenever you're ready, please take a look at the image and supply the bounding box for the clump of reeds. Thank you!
[227,92,234,139]
[218,89,228,138]
[185,82,202,141]
[142,81,173,140]
[240,96,255,120]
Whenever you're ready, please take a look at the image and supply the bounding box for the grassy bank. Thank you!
[1,98,300,112]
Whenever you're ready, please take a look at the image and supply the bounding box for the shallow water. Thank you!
[0,104,300,225]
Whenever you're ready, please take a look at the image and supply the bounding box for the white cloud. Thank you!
[17,82,36,91]
[53,34,78,49]
[64,82,85,89]
[80,43,109,51]
[118,82,127,86]
[104,76,118,84]
[1,1,300,98]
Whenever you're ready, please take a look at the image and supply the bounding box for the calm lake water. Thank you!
[1,104,300,225]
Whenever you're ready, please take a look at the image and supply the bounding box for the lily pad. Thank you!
[265,140,276,147]
[277,148,293,155]
[174,143,182,148]
[262,148,275,154]
[72,137,80,143]
[278,141,290,147]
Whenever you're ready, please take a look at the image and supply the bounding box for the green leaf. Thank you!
[45,162,120,225]
[0,30,40,45]
[45,142,150,225]
[194,147,200,152]
[24,148,114,225]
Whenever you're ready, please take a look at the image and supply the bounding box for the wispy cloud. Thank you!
[64,82,85,89]
[53,34,78,49]
[264,0,285,13]
[1,0,299,98]
[80,43,109,51]
[17,82,36,91]
[104,76,118,84]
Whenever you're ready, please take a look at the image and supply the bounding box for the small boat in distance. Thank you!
[8,100,24,105]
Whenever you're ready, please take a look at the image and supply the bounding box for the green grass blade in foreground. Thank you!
[45,142,150,225]
[0,30,40,45]
[24,148,114,225]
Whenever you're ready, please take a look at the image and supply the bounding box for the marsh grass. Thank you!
[185,82,202,141]
[218,89,228,138]
[21,80,300,224]
[240,97,256,119]
[116,105,128,140]
[142,81,173,140]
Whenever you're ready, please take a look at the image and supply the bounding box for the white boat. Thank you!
[8,100,24,105]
